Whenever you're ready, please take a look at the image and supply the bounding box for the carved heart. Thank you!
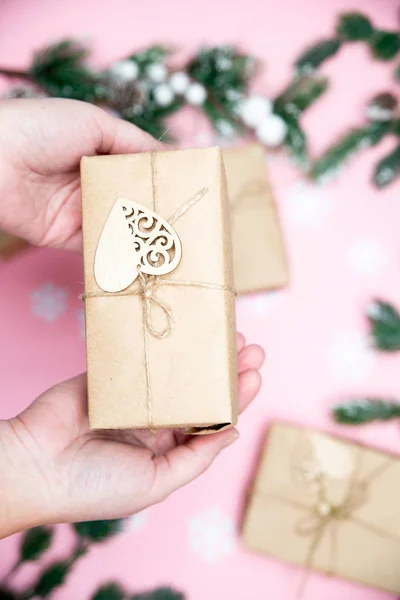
[94,197,182,293]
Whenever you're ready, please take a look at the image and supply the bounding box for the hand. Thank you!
[0,98,155,249]
[0,334,264,537]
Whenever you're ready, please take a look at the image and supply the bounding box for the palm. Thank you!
[10,335,263,525]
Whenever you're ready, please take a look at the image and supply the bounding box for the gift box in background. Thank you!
[242,423,400,595]
[81,147,237,431]
[223,145,289,295]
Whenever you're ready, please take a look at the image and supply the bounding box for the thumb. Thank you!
[151,429,239,502]
[92,106,158,155]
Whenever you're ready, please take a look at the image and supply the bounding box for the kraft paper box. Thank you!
[81,147,237,431]
[223,145,288,295]
[242,423,400,594]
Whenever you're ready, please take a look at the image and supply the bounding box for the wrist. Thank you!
[0,419,55,537]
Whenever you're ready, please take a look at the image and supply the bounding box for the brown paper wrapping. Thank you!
[223,145,289,295]
[242,423,400,594]
[81,147,237,431]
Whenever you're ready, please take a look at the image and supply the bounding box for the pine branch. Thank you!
[274,76,328,118]
[73,519,124,542]
[91,583,126,600]
[294,39,342,74]
[336,13,375,41]
[366,299,400,351]
[369,31,400,61]
[131,589,184,600]
[333,398,400,424]
[279,113,309,169]
[373,144,400,187]
[29,39,100,102]
[310,121,390,183]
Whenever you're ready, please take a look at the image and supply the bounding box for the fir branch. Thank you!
[29,39,100,102]
[128,45,171,71]
[279,113,309,169]
[333,398,400,424]
[310,121,390,183]
[369,31,400,61]
[373,144,400,188]
[131,589,184,600]
[20,561,71,600]
[367,299,400,351]
[73,519,124,542]
[336,12,375,42]
[188,46,255,100]
[92,583,126,600]
[294,39,342,74]
[202,99,242,135]
[274,76,328,118]
[20,526,53,562]
[2,526,54,585]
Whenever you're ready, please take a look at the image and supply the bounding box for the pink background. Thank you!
[1,0,400,598]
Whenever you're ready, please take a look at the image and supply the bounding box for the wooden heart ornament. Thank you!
[94,197,182,292]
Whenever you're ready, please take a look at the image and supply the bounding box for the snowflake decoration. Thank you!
[125,509,150,533]
[31,282,68,322]
[188,507,236,563]
[284,180,332,228]
[327,331,374,384]
[347,238,388,276]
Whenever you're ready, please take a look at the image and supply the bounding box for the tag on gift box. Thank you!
[242,423,400,595]
[81,147,237,432]
[223,145,289,295]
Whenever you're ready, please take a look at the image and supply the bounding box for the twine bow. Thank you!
[83,151,236,428]
[259,439,400,598]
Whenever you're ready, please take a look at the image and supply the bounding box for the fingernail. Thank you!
[222,430,239,449]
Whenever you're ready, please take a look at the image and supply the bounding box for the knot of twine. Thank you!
[82,150,236,428]
[137,271,172,339]
[290,448,397,598]
[259,442,398,599]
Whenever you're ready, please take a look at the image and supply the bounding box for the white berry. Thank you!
[256,114,287,147]
[185,82,207,106]
[216,56,232,71]
[153,83,174,107]
[216,119,235,139]
[169,72,190,94]
[239,95,273,128]
[110,60,139,81]
[146,63,168,83]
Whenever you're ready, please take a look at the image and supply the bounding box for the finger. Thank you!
[238,344,265,373]
[236,332,246,353]
[93,107,159,155]
[151,428,239,500]
[238,369,262,414]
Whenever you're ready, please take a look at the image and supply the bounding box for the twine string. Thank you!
[256,447,397,599]
[83,150,235,428]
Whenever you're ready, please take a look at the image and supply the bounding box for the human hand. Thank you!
[0,334,264,537]
[0,97,154,249]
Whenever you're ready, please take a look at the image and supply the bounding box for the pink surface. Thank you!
[1,0,400,598]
